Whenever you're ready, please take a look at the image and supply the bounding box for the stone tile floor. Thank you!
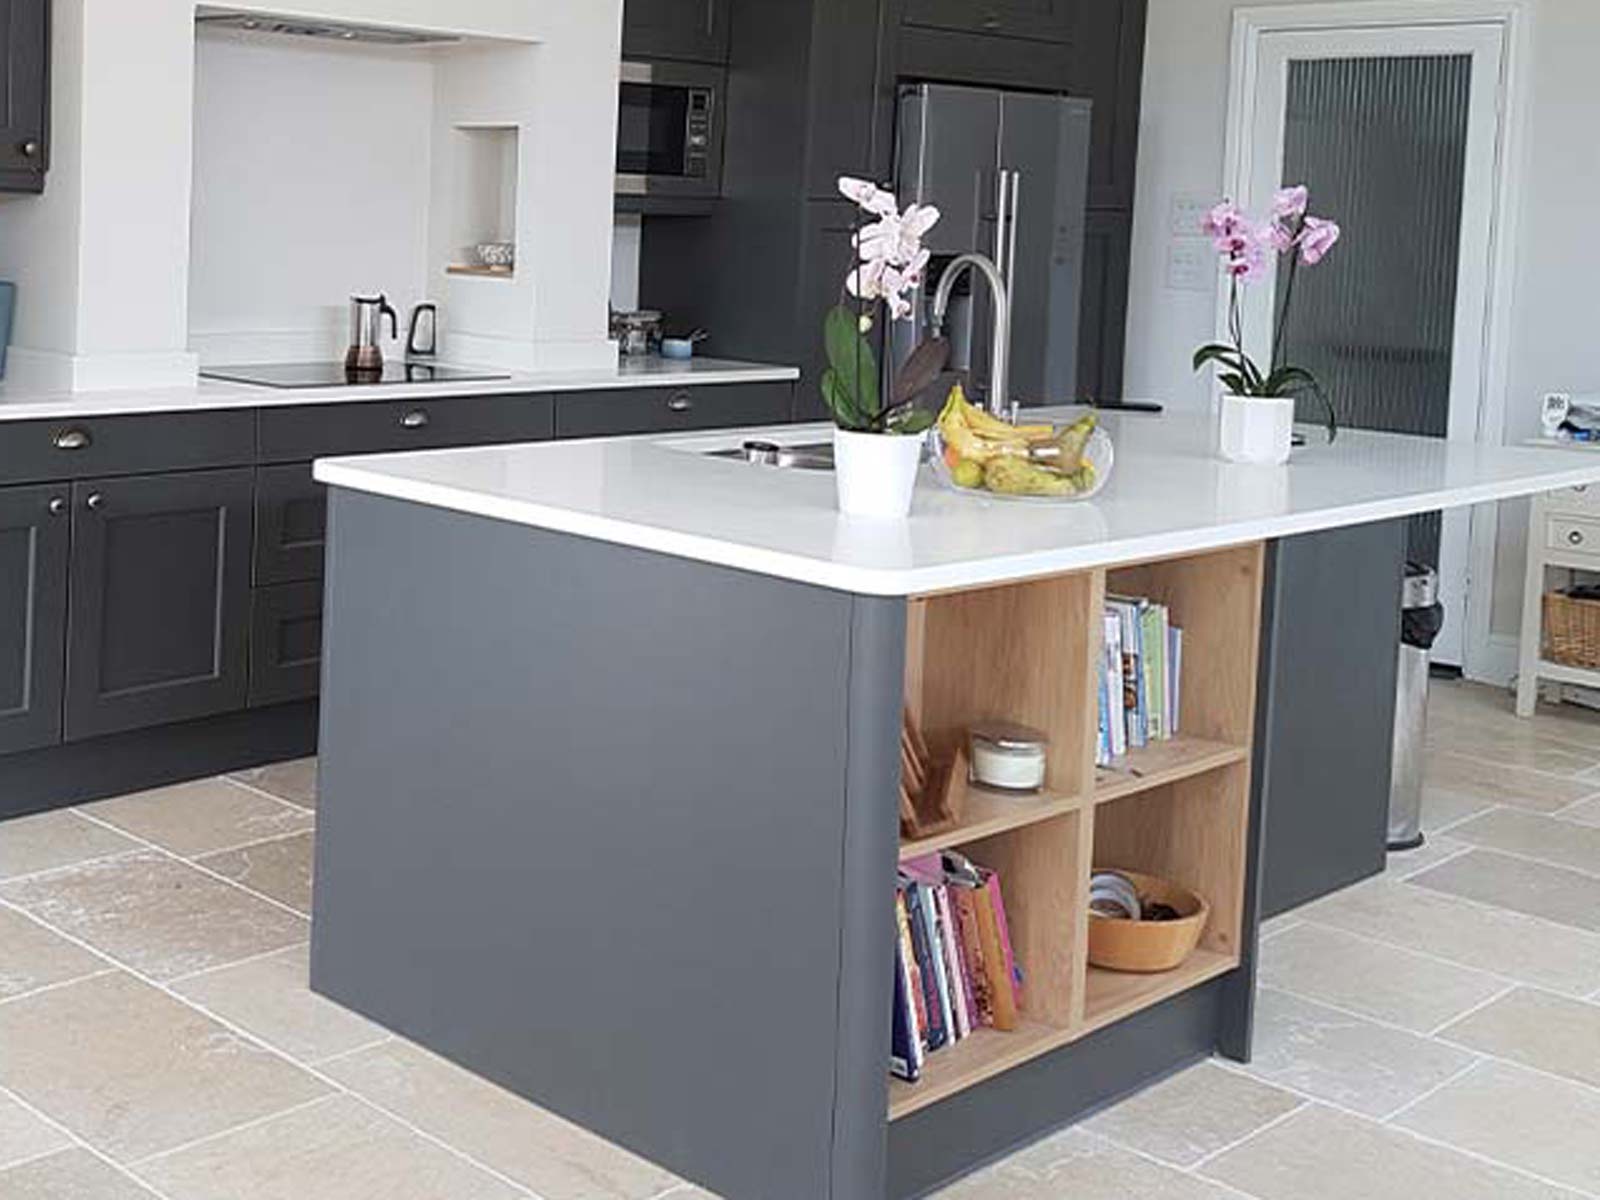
[3,680,1600,1198]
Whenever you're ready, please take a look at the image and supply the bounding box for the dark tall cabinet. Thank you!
[0,484,68,754]
[622,0,731,63]
[65,469,254,741]
[902,0,1075,41]
[0,0,48,192]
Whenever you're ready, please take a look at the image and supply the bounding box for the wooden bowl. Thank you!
[1086,869,1209,974]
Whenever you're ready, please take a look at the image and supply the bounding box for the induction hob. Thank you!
[200,361,513,389]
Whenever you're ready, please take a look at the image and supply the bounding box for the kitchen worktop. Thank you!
[0,357,799,422]
[314,409,1600,596]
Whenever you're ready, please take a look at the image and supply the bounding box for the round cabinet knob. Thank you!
[666,390,694,413]
[53,427,91,450]
[86,493,104,511]
[47,497,66,516]
[400,409,429,429]
[1570,529,1585,547]
[981,10,1001,28]
[18,139,39,159]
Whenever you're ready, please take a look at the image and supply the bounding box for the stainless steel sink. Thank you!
[704,439,835,471]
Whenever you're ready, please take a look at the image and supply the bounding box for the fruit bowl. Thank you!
[931,391,1114,504]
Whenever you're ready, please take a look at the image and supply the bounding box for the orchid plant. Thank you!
[1194,184,1342,438]
[821,176,943,435]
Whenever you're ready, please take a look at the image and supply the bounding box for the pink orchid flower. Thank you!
[1258,219,1296,255]
[1299,216,1341,265]
[1201,201,1245,241]
[1273,185,1309,219]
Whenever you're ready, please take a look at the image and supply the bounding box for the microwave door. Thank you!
[616,62,724,200]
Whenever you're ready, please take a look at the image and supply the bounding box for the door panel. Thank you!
[622,0,730,64]
[250,581,323,708]
[0,0,48,189]
[0,484,68,753]
[1242,24,1504,666]
[255,463,326,585]
[902,0,1075,43]
[65,469,254,741]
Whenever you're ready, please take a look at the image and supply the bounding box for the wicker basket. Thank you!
[1544,590,1600,669]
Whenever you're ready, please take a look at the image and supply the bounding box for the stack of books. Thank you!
[1098,595,1183,765]
[891,851,1023,1083]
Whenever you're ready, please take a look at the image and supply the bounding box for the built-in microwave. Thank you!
[616,60,724,204]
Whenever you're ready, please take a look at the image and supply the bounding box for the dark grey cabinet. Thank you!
[903,0,1075,41]
[622,0,730,63]
[0,0,47,192]
[1078,208,1131,399]
[554,382,792,439]
[254,464,326,585]
[249,582,322,708]
[0,484,68,753]
[1075,0,1147,209]
[65,469,254,741]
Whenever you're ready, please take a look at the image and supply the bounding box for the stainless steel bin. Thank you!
[1389,564,1443,851]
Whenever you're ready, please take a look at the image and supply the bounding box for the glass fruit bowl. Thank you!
[929,412,1115,504]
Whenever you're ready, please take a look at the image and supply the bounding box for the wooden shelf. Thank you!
[1092,737,1250,807]
[888,1019,1068,1121]
[898,786,1085,861]
[445,263,514,278]
[1078,949,1238,1037]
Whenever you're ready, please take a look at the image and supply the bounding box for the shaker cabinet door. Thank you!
[902,0,1076,43]
[255,463,327,585]
[0,484,69,754]
[0,0,48,190]
[622,0,731,64]
[65,469,254,741]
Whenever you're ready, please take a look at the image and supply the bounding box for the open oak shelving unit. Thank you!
[890,543,1264,1121]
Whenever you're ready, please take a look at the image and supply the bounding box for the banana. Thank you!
[984,456,1079,497]
[964,400,1053,442]
[1027,413,1098,468]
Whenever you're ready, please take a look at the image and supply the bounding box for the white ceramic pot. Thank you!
[1216,393,1294,466]
[833,427,925,518]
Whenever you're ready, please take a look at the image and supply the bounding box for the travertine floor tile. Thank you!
[1449,807,1600,876]
[1431,681,1600,749]
[0,973,327,1163]
[0,1149,160,1199]
[1383,833,1468,879]
[229,757,318,811]
[1238,988,1477,1118]
[195,832,313,914]
[0,851,307,981]
[1202,1103,1580,1200]
[1395,1060,1600,1195]
[1427,717,1600,776]
[1437,987,1600,1089]
[171,943,384,1064]
[1412,849,1600,934]
[1300,877,1600,995]
[1423,752,1597,816]
[1558,794,1600,826]
[934,1129,1238,1199]
[132,1094,525,1200]
[322,1039,680,1200]
[82,779,312,857]
[1082,1060,1301,1168]
[1258,923,1507,1032]
[0,811,138,881]
[0,1091,73,1170]
[0,905,108,999]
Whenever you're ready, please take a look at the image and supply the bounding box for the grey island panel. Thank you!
[311,488,903,1200]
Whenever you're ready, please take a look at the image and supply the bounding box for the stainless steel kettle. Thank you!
[346,294,399,374]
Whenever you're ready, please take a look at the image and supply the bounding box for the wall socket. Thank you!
[1166,243,1215,293]
[1170,193,1215,238]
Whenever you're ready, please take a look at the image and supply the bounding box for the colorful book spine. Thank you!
[915,882,955,1046]
[987,871,1023,1012]
[934,886,971,1040]
[894,890,927,1059]
[1141,604,1166,742]
[901,881,946,1050]
[890,936,920,1081]
[1169,625,1183,735]
[950,887,994,1028]
[1104,611,1127,759]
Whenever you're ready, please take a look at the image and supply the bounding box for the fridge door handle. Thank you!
[993,169,1011,271]
[1004,170,1021,288]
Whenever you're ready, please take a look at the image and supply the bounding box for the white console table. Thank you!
[1517,441,1600,716]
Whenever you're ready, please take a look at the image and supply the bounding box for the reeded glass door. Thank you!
[1241,24,1506,666]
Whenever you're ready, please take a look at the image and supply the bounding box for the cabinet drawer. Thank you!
[553,383,792,440]
[249,582,323,708]
[257,393,554,463]
[1547,516,1600,558]
[255,464,327,585]
[1548,483,1600,516]
[0,410,256,486]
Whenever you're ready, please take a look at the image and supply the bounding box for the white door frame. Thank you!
[1222,0,1537,680]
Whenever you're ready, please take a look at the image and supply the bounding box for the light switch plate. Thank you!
[1171,193,1215,238]
[1167,244,1214,293]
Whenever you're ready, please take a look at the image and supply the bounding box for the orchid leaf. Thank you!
[1192,343,1244,372]
[893,336,951,406]
[820,367,867,431]
[823,304,880,420]
[892,408,936,435]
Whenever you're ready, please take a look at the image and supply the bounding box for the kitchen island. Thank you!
[308,413,1600,1200]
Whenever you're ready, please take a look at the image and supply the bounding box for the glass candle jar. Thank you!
[968,722,1049,792]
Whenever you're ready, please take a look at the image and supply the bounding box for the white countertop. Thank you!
[313,409,1600,596]
[0,357,799,422]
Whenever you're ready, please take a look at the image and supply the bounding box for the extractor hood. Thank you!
[195,9,463,46]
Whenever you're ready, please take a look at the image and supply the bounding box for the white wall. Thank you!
[188,31,436,364]
[611,215,642,312]
[1127,0,1600,653]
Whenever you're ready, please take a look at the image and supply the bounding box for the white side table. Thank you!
[1516,446,1600,716]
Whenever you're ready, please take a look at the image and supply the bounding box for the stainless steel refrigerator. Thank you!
[893,83,1092,408]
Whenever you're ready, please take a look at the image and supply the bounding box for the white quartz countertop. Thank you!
[312,409,1600,596]
[0,357,798,422]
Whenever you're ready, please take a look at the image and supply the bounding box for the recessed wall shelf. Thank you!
[445,264,515,278]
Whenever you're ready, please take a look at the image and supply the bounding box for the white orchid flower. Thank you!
[838,176,942,322]
[838,175,899,218]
